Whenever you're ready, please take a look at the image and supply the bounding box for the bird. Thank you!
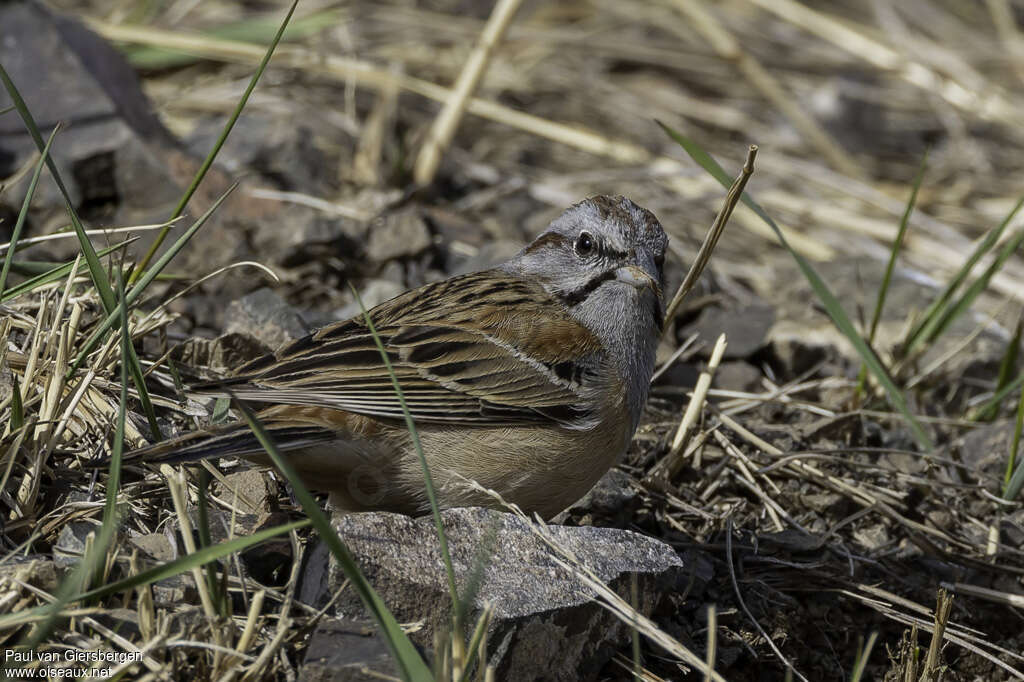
[124,195,668,519]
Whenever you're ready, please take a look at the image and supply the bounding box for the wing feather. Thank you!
[193,271,606,427]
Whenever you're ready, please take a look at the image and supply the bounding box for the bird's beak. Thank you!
[615,265,661,297]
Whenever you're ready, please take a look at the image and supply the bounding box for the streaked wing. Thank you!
[194,271,605,427]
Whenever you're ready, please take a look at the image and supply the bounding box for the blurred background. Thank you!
[4,0,1023,341]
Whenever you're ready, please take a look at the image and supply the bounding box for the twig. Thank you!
[922,588,953,679]
[667,333,726,474]
[650,332,701,385]
[726,518,809,682]
[662,146,756,331]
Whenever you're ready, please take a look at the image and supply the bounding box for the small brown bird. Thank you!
[127,196,668,519]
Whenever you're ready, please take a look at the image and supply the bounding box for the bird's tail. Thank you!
[100,416,337,468]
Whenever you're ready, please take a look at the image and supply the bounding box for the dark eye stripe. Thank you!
[558,270,617,307]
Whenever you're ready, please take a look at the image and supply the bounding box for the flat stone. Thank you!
[171,332,272,374]
[300,618,398,682]
[224,288,309,349]
[0,0,180,223]
[53,521,99,569]
[213,470,277,517]
[713,361,763,392]
[334,279,406,320]
[129,533,176,563]
[686,303,775,360]
[0,555,58,593]
[365,208,432,262]
[301,507,699,681]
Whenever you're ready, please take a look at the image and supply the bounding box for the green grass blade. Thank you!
[997,317,1023,397]
[0,518,311,634]
[0,65,160,438]
[5,260,84,276]
[17,523,118,651]
[234,400,432,682]
[352,287,461,611]
[102,273,130,530]
[979,316,1022,422]
[855,153,926,400]
[968,371,1024,422]
[906,194,1024,353]
[132,0,298,280]
[923,228,1024,348]
[10,374,23,431]
[0,240,135,303]
[0,124,59,295]
[82,518,309,603]
[0,63,117,313]
[69,186,236,376]
[18,434,121,651]
[195,469,228,616]
[657,120,933,449]
[453,520,499,641]
[869,153,926,344]
[122,317,161,439]
[850,631,878,682]
[1003,380,1024,499]
[123,9,341,69]
[456,606,493,682]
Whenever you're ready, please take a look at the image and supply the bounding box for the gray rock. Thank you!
[448,239,524,276]
[212,470,277,517]
[246,200,360,265]
[0,1,180,220]
[1002,510,1024,548]
[186,115,343,195]
[334,279,406,320]
[0,555,57,593]
[171,332,272,374]
[129,533,176,563]
[54,521,99,569]
[713,361,763,393]
[365,208,432,262]
[303,507,692,681]
[567,468,638,520]
[853,523,891,553]
[224,288,309,349]
[686,303,775,360]
[126,532,201,606]
[300,618,398,682]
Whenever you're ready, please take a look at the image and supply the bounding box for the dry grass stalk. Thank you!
[663,145,757,331]
[461,478,728,682]
[655,332,727,482]
[352,63,401,187]
[666,0,861,179]
[413,0,523,186]
[85,20,835,263]
[749,0,1024,131]
[922,589,952,679]
[725,518,808,682]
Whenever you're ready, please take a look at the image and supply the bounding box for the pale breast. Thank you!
[411,392,632,518]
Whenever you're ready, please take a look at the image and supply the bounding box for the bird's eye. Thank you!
[574,231,596,257]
